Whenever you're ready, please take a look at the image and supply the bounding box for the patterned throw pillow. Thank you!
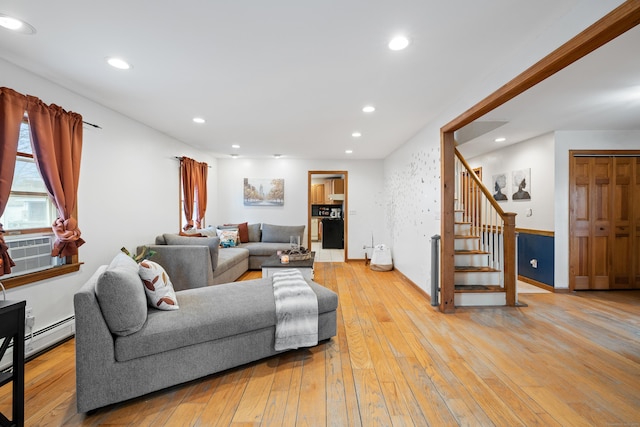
[138,260,179,310]
[224,222,250,243]
[216,229,238,247]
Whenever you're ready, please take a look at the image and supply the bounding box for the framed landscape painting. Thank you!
[243,178,285,206]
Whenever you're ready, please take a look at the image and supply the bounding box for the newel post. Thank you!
[440,131,456,313]
[503,213,517,306]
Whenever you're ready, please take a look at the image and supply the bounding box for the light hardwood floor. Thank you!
[1,262,639,426]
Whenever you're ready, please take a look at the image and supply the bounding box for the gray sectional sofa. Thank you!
[74,251,338,412]
[149,223,306,286]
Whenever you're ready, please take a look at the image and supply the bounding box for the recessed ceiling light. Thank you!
[231,144,240,149]
[107,57,131,70]
[273,154,282,159]
[345,150,353,154]
[494,137,506,142]
[388,35,410,51]
[192,117,206,124]
[362,105,375,113]
[0,13,36,34]
[230,153,239,158]
[352,132,362,138]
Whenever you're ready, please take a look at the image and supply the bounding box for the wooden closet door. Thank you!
[570,154,640,290]
[613,157,634,288]
[570,157,612,290]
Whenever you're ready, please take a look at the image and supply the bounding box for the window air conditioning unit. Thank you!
[4,234,57,278]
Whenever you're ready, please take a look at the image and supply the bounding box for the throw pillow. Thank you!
[216,229,238,247]
[138,260,179,310]
[198,227,218,238]
[95,252,148,336]
[247,223,261,242]
[224,222,249,243]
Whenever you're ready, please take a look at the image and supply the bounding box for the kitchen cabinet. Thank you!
[311,184,325,204]
[330,178,344,194]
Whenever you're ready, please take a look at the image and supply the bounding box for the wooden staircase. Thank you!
[454,210,506,306]
[438,148,517,309]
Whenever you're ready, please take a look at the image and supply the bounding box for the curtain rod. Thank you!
[175,156,212,168]
[82,120,102,129]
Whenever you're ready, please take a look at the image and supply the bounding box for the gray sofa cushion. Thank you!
[163,234,220,270]
[215,247,249,274]
[237,242,292,257]
[114,278,338,362]
[261,224,305,243]
[95,253,148,336]
[247,223,261,242]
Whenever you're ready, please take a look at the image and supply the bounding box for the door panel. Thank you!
[613,158,633,288]
[570,154,640,290]
[570,157,592,290]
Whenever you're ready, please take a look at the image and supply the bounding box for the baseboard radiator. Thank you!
[0,315,75,371]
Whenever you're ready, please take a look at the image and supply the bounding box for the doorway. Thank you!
[569,151,640,290]
[308,171,348,262]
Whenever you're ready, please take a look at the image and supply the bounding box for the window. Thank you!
[0,121,57,231]
[0,120,79,286]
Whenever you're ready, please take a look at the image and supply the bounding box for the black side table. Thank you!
[0,300,25,427]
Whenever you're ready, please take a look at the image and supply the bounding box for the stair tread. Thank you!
[455,266,500,272]
[455,221,472,225]
[455,285,505,293]
[455,249,490,255]
[454,235,480,239]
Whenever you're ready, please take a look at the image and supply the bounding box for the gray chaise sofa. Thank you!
[149,223,306,285]
[74,252,338,412]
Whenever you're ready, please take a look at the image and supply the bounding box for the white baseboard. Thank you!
[0,316,75,371]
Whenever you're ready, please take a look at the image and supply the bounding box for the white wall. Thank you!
[216,158,385,259]
[1,58,218,355]
[554,130,640,289]
[466,133,555,231]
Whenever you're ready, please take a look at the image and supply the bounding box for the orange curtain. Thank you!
[181,157,196,230]
[180,157,208,230]
[0,87,28,275]
[26,96,85,257]
[195,160,208,228]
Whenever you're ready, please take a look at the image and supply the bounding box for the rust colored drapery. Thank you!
[181,157,196,230]
[180,157,208,230]
[26,95,85,257]
[195,160,208,228]
[0,88,28,275]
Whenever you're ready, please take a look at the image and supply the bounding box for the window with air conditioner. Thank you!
[0,120,61,278]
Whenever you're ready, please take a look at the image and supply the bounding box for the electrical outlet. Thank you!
[26,307,33,318]
[25,315,35,329]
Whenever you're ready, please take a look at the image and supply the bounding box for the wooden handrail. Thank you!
[442,1,640,133]
[451,149,518,307]
[455,148,507,217]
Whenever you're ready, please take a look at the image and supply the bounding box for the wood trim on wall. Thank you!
[518,275,555,293]
[516,228,555,237]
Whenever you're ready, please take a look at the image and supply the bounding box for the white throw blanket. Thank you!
[271,269,319,351]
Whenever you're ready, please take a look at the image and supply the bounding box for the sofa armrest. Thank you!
[145,245,214,290]
[74,266,120,412]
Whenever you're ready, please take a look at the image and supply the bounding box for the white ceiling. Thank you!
[457,22,640,158]
[0,1,637,160]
